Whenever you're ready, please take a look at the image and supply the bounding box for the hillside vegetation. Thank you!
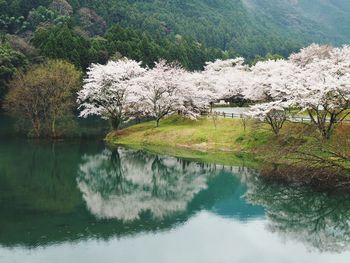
[3,0,350,58]
[245,0,350,43]
[65,0,350,57]
[75,0,302,58]
[4,0,350,62]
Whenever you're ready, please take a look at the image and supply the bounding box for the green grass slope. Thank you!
[107,116,350,187]
[106,116,269,152]
[106,116,266,167]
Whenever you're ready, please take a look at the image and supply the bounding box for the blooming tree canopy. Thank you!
[203,58,250,100]
[246,59,296,102]
[77,59,146,129]
[249,101,289,136]
[132,60,186,126]
[289,43,333,67]
[77,43,350,139]
[247,44,350,138]
[289,45,350,139]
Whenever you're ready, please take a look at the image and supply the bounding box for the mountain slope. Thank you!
[243,0,350,44]
[2,0,350,58]
[295,0,350,42]
[75,0,350,57]
[70,0,303,58]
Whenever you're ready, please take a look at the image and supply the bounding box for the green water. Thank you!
[1,139,350,262]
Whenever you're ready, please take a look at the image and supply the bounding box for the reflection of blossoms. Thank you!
[77,148,216,221]
[228,166,260,186]
[245,182,350,253]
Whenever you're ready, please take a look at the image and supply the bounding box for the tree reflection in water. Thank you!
[3,141,350,253]
[0,142,261,248]
[245,181,350,252]
[77,148,219,221]
[77,147,350,253]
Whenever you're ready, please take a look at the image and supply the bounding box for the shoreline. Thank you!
[106,116,350,190]
[105,141,260,169]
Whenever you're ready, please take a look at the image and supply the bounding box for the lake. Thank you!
[1,139,350,263]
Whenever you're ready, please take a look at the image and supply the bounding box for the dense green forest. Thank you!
[0,0,241,108]
[0,0,296,106]
[0,0,306,57]
[1,0,350,136]
[0,0,234,70]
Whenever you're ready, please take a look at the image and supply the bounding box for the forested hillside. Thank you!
[2,0,350,108]
[244,0,350,44]
[72,0,303,58]
[0,0,232,68]
[3,0,350,61]
[0,0,236,106]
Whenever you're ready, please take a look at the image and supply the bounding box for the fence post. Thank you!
[232,113,234,118]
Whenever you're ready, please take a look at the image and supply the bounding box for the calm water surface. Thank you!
[1,139,350,263]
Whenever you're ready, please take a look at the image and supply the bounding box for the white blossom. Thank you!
[77,59,146,129]
[76,44,350,139]
[132,60,188,126]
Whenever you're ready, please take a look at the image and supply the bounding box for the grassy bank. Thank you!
[106,116,268,169]
[106,116,269,152]
[106,115,350,188]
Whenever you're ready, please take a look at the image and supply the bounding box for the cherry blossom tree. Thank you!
[244,45,350,138]
[249,101,288,136]
[76,44,350,139]
[194,46,350,139]
[289,43,333,67]
[179,71,219,117]
[133,60,186,127]
[203,58,250,101]
[246,59,296,102]
[242,59,295,135]
[289,45,350,139]
[77,59,146,130]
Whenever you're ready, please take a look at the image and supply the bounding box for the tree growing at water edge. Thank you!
[77,59,146,130]
[289,44,350,139]
[5,60,81,137]
[133,60,186,127]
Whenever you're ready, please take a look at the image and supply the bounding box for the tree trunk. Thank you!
[32,119,41,138]
[111,118,121,131]
[266,113,285,137]
[308,109,335,140]
[52,115,56,138]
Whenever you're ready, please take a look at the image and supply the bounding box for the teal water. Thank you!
[0,113,109,138]
[1,139,350,263]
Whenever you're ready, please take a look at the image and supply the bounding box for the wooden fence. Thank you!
[206,111,350,124]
